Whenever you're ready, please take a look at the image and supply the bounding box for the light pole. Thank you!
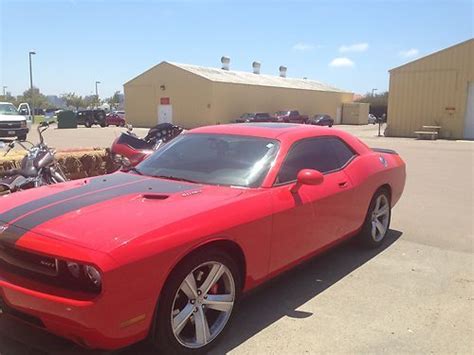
[2,86,7,97]
[29,51,36,122]
[371,88,378,96]
[95,80,101,96]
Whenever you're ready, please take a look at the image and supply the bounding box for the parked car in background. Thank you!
[114,110,125,120]
[235,112,275,123]
[0,102,31,141]
[106,112,126,127]
[274,110,308,124]
[76,109,107,128]
[0,123,406,353]
[308,114,334,127]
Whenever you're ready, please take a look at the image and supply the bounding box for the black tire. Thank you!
[329,124,333,128]
[17,134,27,141]
[152,248,241,354]
[358,188,391,248]
[100,122,106,128]
[85,120,92,128]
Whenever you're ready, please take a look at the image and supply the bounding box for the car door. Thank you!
[269,136,357,274]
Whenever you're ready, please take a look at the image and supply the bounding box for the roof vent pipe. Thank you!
[252,61,261,74]
[221,56,230,70]
[279,65,287,78]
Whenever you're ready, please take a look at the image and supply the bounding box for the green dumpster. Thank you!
[57,111,77,129]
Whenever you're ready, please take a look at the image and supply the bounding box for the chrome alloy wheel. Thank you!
[371,194,390,242]
[171,261,236,349]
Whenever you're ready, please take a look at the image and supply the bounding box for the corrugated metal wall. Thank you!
[387,39,474,139]
[124,62,354,128]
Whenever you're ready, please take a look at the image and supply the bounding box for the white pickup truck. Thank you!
[0,102,33,141]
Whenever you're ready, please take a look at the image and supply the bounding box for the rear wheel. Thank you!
[85,120,92,128]
[153,249,240,354]
[358,188,391,248]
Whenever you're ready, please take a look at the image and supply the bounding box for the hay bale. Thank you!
[0,149,115,180]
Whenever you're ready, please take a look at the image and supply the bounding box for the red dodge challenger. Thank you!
[0,123,405,353]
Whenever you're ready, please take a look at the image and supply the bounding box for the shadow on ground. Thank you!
[0,230,402,355]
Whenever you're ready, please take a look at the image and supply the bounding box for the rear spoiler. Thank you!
[372,148,398,155]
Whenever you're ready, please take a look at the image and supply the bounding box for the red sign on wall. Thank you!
[160,97,170,105]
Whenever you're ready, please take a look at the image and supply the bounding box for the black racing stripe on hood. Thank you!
[0,178,197,245]
[0,173,144,224]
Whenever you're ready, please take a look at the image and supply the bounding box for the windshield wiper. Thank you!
[154,175,198,184]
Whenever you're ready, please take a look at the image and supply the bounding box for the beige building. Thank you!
[124,60,353,128]
[387,39,474,139]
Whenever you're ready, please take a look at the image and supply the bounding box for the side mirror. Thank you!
[290,169,324,194]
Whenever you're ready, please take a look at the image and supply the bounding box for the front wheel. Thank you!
[85,120,92,128]
[358,188,391,248]
[153,249,241,354]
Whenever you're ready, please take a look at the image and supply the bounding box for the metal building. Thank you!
[387,39,474,139]
[124,60,353,128]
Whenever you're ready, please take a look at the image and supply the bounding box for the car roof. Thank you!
[189,123,371,154]
[191,123,333,139]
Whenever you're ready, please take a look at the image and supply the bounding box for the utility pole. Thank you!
[29,51,36,121]
[371,88,378,96]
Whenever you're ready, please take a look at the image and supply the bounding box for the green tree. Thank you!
[61,92,85,110]
[20,87,50,109]
[84,95,100,109]
[105,91,122,110]
[0,92,19,106]
[355,91,389,117]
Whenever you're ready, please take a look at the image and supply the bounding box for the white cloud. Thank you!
[399,48,419,59]
[339,43,369,53]
[292,42,315,51]
[329,57,355,68]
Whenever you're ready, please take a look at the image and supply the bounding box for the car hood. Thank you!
[0,172,244,253]
[0,114,26,122]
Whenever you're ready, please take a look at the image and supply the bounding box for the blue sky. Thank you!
[1,0,472,98]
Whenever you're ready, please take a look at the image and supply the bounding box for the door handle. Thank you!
[338,181,349,188]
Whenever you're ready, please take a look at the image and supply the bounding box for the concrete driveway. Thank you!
[0,124,472,354]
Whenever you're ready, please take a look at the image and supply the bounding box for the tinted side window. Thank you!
[331,138,355,167]
[276,137,356,184]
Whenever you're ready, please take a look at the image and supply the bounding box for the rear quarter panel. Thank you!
[343,151,406,229]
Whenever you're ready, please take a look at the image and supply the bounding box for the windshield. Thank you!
[240,113,255,118]
[275,111,289,116]
[137,133,280,187]
[0,103,19,115]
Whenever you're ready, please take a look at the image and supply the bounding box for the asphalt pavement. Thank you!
[0,124,472,354]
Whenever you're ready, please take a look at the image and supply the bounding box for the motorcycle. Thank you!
[109,123,185,169]
[0,122,67,195]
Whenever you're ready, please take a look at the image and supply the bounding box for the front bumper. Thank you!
[0,128,28,138]
[0,264,153,350]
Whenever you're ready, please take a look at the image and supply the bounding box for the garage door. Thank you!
[464,82,474,140]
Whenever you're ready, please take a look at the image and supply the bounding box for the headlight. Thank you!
[66,261,80,278]
[61,260,102,293]
[84,265,102,287]
[20,120,27,128]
